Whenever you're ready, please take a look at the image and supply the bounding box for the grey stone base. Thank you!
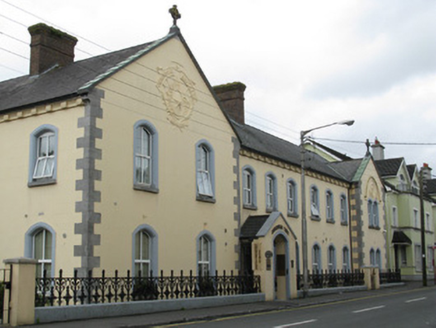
[35,294,265,324]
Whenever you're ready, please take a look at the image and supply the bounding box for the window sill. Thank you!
[326,219,335,224]
[266,207,277,213]
[28,178,56,188]
[341,221,348,226]
[134,184,159,194]
[197,195,216,203]
[287,213,299,219]
[369,226,381,230]
[243,204,258,211]
[310,216,321,221]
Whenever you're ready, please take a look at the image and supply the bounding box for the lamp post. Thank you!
[300,120,354,298]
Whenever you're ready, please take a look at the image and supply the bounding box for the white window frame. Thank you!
[326,190,334,222]
[265,173,277,212]
[135,127,152,186]
[312,244,322,271]
[29,125,58,186]
[198,235,211,276]
[33,132,55,179]
[133,121,159,193]
[287,179,298,216]
[134,230,151,277]
[196,141,215,201]
[328,245,336,271]
[342,246,350,271]
[340,194,348,225]
[33,229,53,278]
[425,212,431,231]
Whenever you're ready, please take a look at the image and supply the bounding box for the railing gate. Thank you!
[1,266,12,325]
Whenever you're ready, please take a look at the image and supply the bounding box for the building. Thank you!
[372,140,435,280]
[0,14,391,301]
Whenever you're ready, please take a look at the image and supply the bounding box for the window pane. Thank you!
[44,157,55,177]
[34,230,44,259]
[141,232,150,260]
[44,231,52,259]
[48,134,55,156]
[34,158,46,178]
[39,135,48,157]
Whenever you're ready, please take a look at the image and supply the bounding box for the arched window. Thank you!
[196,140,215,201]
[133,120,159,192]
[242,166,257,209]
[265,172,277,212]
[132,225,158,276]
[342,246,350,271]
[376,249,382,269]
[340,194,348,225]
[328,245,336,271]
[287,179,298,216]
[134,230,151,276]
[369,248,375,266]
[25,223,56,278]
[29,125,58,186]
[197,231,216,276]
[312,244,322,271]
[368,199,374,227]
[326,190,334,222]
[310,186,320,218]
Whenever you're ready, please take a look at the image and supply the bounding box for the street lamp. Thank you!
[300,120,354,298]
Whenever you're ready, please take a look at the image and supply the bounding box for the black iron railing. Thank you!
[379,269,401,284]
[297,269,365,290]
[35,270,261,307]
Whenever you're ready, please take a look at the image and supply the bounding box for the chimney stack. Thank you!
[371,137,385,160]
[28,23,77,76]
[213,82,246,125]
[421,163,432,180]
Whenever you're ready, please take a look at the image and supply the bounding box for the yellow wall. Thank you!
[93,37,239,274]
[0,100,84,274]
[240,154,350,272]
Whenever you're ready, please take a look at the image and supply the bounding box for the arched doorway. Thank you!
[274,234,289,300]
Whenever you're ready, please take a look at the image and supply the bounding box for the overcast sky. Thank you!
[1,0,436,174]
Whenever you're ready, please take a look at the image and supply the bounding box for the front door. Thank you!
[274,234,288,300]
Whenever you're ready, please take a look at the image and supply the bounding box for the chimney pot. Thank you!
[28,23,78,75]
[371,137,385,160]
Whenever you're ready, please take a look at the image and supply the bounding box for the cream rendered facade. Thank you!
[0,99,84,273]
[0,28,240,278]
[239,150,352,274]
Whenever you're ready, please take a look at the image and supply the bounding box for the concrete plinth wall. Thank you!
[35,294,265,324]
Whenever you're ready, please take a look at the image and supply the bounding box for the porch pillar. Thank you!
[3,258,37,326]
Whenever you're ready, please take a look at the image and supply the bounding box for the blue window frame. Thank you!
[196,231,216,276]
[312,243,322,271]
[328,244,336,271]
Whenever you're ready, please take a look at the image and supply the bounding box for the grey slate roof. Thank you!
[240,215,269,239]
[374,158,404,177]
[0,40,164,112]
[407,164,417,180]
[231,121,348,182]
[328,159,364,182]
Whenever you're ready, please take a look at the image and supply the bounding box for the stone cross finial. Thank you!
[169,5,181,26]
[365,139,371,156]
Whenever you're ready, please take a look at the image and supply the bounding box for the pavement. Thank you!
[15,280,436,328]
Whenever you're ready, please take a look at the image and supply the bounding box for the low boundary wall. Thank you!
[35,293,265,324]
